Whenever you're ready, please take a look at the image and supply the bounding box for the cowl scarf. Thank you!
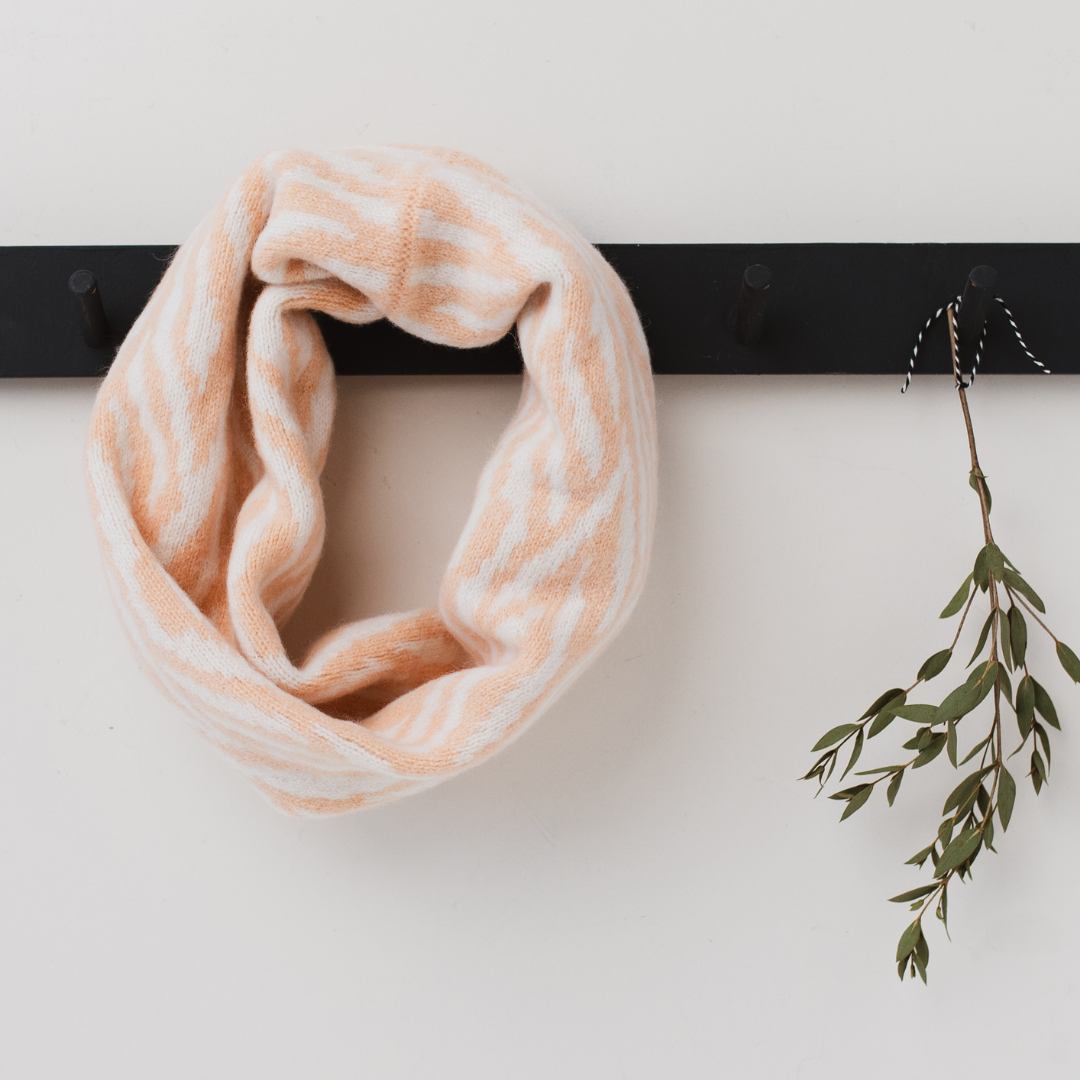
[86,146,657,814]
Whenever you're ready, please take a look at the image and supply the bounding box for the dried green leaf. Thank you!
[913,733,947,769]
[999,665,1014,709]
[946,720,957,767]
[824,755,837,784]
[938,819,953,847]
[984,814,996,851]
[1033,679,1060,730]
[970,468,992,513]
[839,784,873,820]
[941,574,974,619]
[973,546,990,590]
[986,544,1005,581]
[1003,568,1045,613]
[998,606,1013,670]
[906,842,937,867]
[887,769,904,806]
[969,612,995,666]
[967,837,983,871]
[959,734,992,766]
[976,784,991,815]
[956,781,984,821]
[1010,606,1028,669]
[918,649,953,683]
[889,884,939,904]
[1035,721,1052,771]
[915,930,929,967]
[998,766,1016,830]
[1016,675,1035,739]
[935,684,977,726]
[1057,642,1080,683]
[858,688,906,722]
[935,662,997,726]
[896,920,922,962]
[812,724,858,752]
[839,728,864,781]
[969,661,999,706]
[935,828,982,877]
[802,753,829,782]
[1031,749,1046,794]
[867,711,896,738]
[942,767,994,815]
[892,704,938,724]
[828,784,870,801]
[936,886,949,930]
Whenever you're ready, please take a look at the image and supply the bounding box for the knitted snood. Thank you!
[86,146,657,815]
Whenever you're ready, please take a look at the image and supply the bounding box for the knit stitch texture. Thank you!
[86,146,657,815]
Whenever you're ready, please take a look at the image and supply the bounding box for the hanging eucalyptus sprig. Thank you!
[804,304,1078,983]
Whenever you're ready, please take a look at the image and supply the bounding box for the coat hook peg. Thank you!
[956,264,997,364]
[730,263,771,346]
[68,269,111,348]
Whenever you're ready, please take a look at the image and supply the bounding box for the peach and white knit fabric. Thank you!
[86,146,657,815]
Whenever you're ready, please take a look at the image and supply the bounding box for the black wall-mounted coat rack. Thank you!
[0,244,1075,379]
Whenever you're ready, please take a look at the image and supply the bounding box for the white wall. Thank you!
[3,3,1080,1076]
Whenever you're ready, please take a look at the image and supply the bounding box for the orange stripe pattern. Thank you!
[86,147,657,815]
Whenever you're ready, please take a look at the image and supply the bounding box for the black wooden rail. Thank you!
[1,244,1075,378]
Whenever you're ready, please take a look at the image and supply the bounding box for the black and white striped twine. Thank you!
[900,294,1049,393]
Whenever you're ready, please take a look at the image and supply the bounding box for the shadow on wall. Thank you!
[276,374,702,855]
[280,374,527,657]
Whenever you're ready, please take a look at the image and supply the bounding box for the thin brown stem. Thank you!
[914,868,957,934]
[947,304,1004,847]
[948,588,978,652]
[947,307,994,549]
